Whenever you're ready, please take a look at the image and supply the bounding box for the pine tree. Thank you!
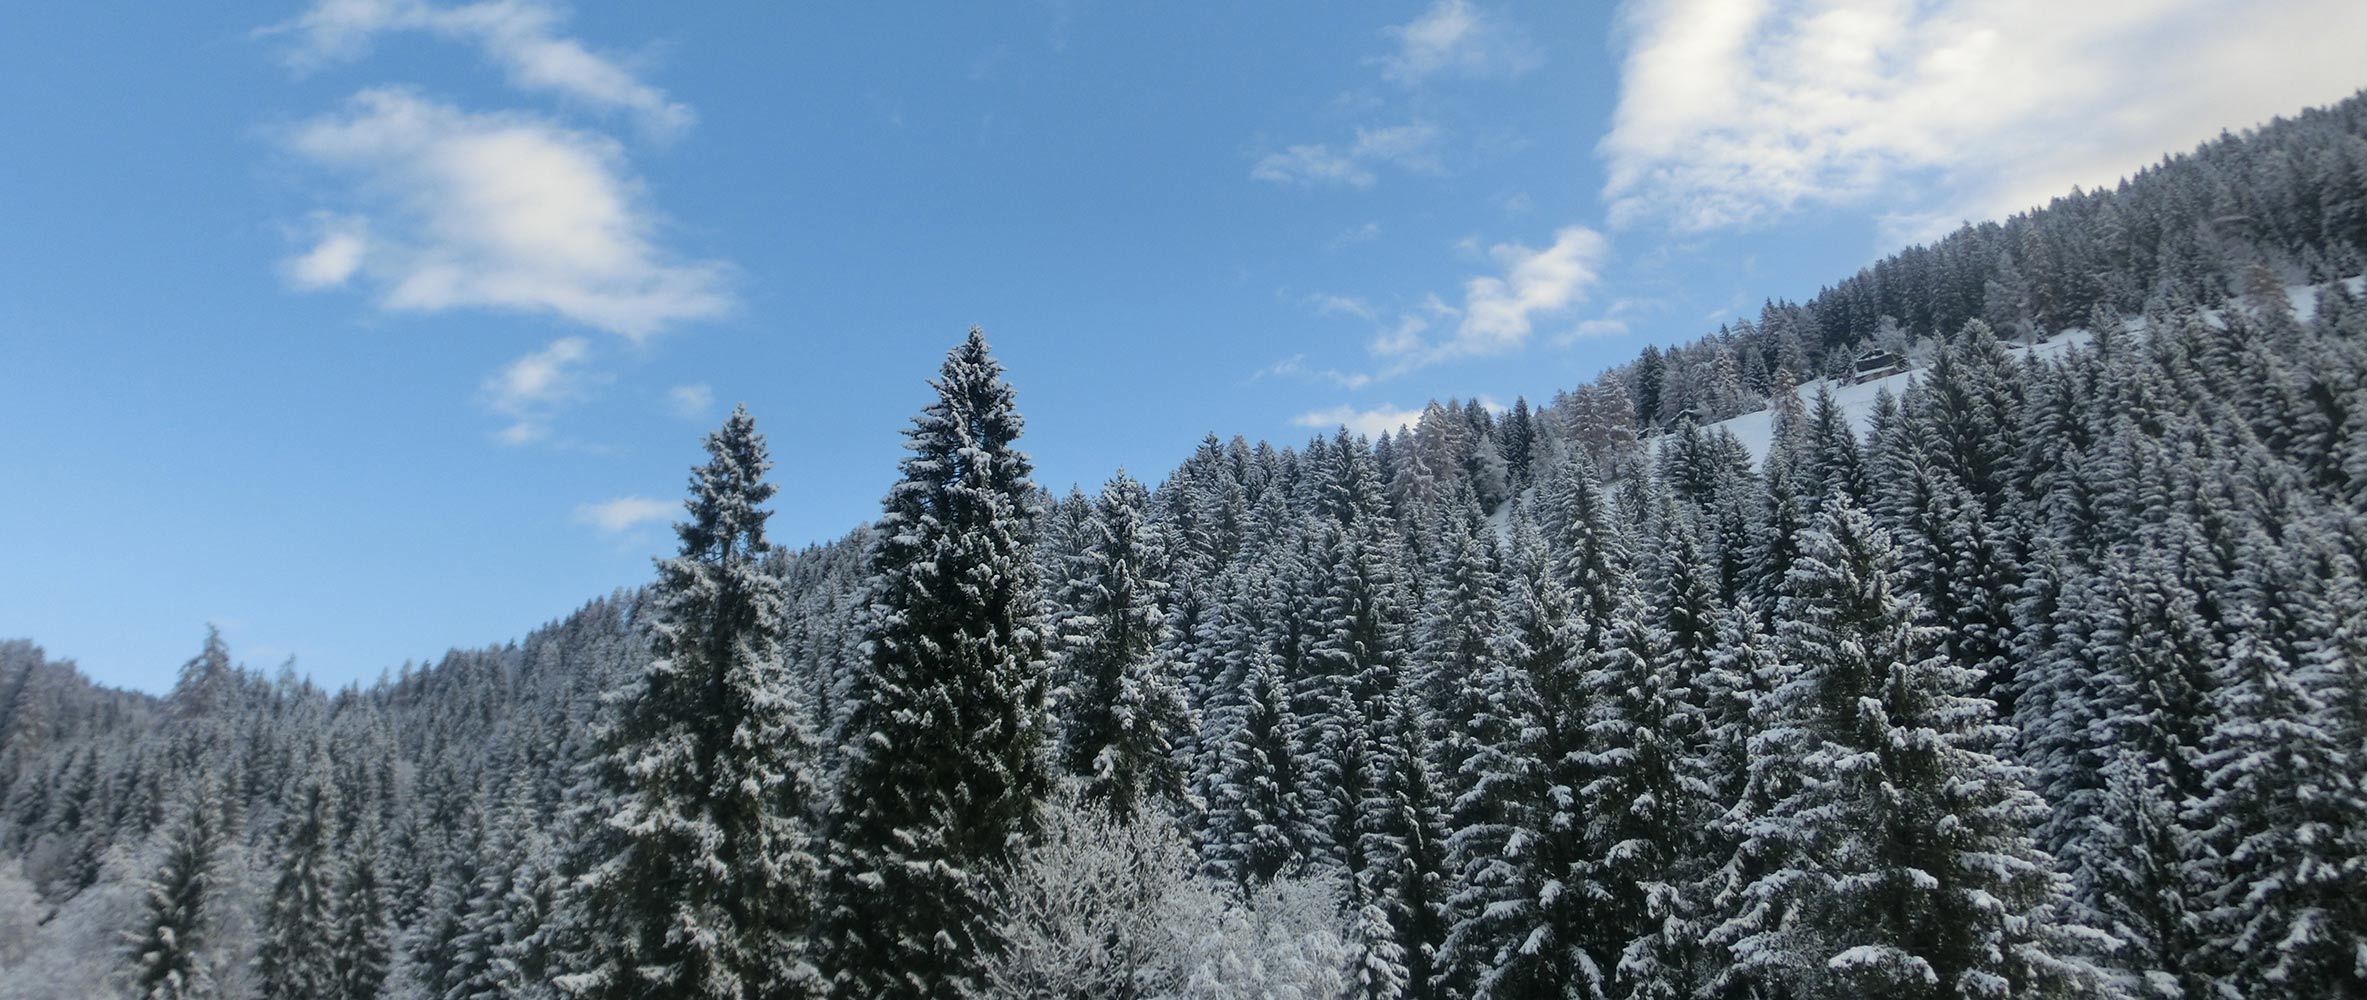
[1501,396,1536,485]
[2084,750,2205,1000]
[823,329,1055,1000]
[556,404,822,1000]
[125,799,220,1000]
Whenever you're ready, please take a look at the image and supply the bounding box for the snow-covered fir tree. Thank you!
[255,769,339,1000]
[123,800,220,1000]
[554,404,823,1000]
[1723,499,2110,999]
[822,329,1055,1000]
[1055,470,1192,819]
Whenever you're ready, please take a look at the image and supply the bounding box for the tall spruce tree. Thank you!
[823,329,1055,1000]
[1440,506,1593,1000]
[1723,499,2108,999]
[125,799,220,1000]
[2185,547,2367,997]
[257,769,340,1000]
[1057,470,1191,819]
[556,404,822,1000]
[330,833,391,1000]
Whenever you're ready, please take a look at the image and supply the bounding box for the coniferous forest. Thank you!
[9,92,2367,1000]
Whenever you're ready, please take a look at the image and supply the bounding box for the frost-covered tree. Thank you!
[556,404,822,1000]
[823,330,1054,1000]
[1178,874,1357,1000]
[256,772,339,1000]
[2185,558,2367,997]
[329,835,389,1000]
[1058,471,1191,819]
[1204,647,1309,888]
[1439,508,1591,1000]
[1723,499,2109,999]
[975,790,1215,999]
[125,801,220,1000]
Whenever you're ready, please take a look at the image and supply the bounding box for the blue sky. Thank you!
[5,0,2364,691]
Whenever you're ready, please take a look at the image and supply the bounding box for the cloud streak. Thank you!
[1601,0,2367,234]
[574,495,677,534]
[1252,123,1444,188]
[1377,0,1541,85]
[266,0,693,136]
[483,335,605,444]
[667,382,714,419]
[281,88,730,339]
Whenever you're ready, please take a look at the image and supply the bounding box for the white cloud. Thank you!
[1329,221,1383,248]
[574,495,676,534]
[1601,0,2367,234]
[1305,292,1378,320]
[1375,226,1608,370]
[1293,403,1425,439]
[1567,317,1629,340]
[667,382,714,419]
[483,335,602,444]
[265,0,693,136]
[1252,122,1444,188]
[1253,144,1372,188]
[283,214,369,289]
[1256,354,1373,390]
[1457,226,1608,354]
[1377,0,1541,85]
[283,88,729,339]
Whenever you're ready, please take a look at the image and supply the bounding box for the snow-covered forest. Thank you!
[7,92,2367,1000]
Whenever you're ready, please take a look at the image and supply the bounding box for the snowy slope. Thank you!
[1688,275,2363,464]
[1699,330,2092,463]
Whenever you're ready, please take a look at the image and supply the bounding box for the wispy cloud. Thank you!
[1293,403,1425,439]
[1553,296,1654,346]
[483,335,604,445]
[1373,226,1610,371]
[1600,0,2367,235]
[574,495,676,534]
[1304,292,1378,320]
[264,0,693,137]
[1255,354,1372,391]
[283,213,369,289]
[1376,0,1541,85]
[281,88,730,339]
[1328,221,1383,249]
[1252,122,1444,188]
[667,382,714,419]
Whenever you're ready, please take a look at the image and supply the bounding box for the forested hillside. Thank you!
[6,93,2367,1000]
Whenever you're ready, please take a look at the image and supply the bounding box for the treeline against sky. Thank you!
[5,92,2367,1000]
